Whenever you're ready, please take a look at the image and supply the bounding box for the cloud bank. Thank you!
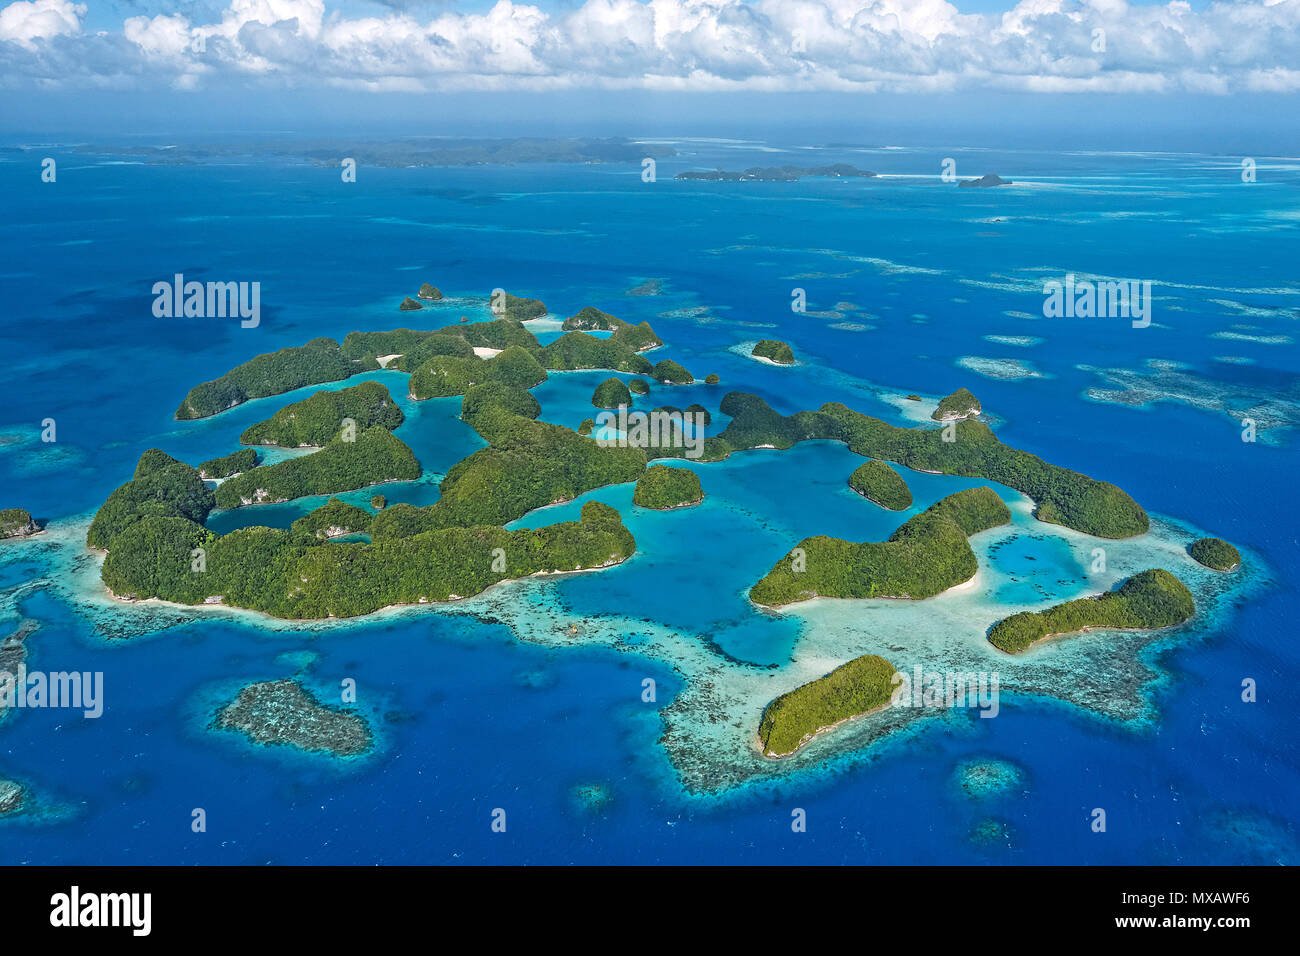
[2,0,1299,94]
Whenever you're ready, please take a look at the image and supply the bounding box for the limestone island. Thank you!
[634,465,703,510]
[399,296,424,311]
[417,283,442,300]
[240,381,404,447]
[751,339,796,365]
[1189,537,1241,571]
[628,378,650,395]
[0,508,40,539]
[652,359,694,384]
[215,679,373,757]
[932,387,981,421]
[958,174,1012,188]
[758,654,897,757]
[592,377,632,409]
[750,487,1010,607]
[676,164,876,182]
[197,448,259,480]
[848,460,913,511]
[987,569,1195,654]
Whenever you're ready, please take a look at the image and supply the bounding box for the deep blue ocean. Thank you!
[0,139,1296,863]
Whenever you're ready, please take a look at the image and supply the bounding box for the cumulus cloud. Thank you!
[1,0,1298,93]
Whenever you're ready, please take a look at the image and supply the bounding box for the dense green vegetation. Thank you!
[399,297,424,311]
[461,382,540,422]
[684,403,711,426]
[417,283,442,300]
[750,488,1011,607]
[1189,537,1241,571]
[592,377,632,409]
[0,508,37,538]
[633,465,703,510]
[752,339,795,364]
[705,373,720,385]
[683,393,1148,538]
[408,345,546,400]
[578,418,595,436]
[240,382,404,447]
[988,569,1195,653]
[87,450,215,549]
[370,495,386,510]
[499,293,547,322]
[215,428,420,509]
[757,654,898,757]
[652,359,694,384]
[175,338,358,420]
[101,501,635,619]
[538,332,653,374]
[933,387,981,421]
[562,306,620,331]
[197,448,259,479]
[849,460,913,511]
[629,378,650,395]
[291,498,373,539]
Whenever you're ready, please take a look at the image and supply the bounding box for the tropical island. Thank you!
[417,283,442,300]
[240,381,404,447]
[633,465,704,510]
[987,569,1195,653]
[652,359,694,384]
[932,387,981,422]
[750,487,1011,607]
[958,174,1012,188]
[399,296,424,311]
[757,654,898,757]
[751,339,796,365]
[0,508,40,539]
[291,497,373,539]
[1189,537,1241,571]
[592,377,632,409]
[848,460,913,511]
[197,448,259,480]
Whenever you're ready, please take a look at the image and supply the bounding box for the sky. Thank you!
[1,0,1298,144]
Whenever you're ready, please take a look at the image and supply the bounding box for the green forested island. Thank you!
[0,508,39,539]
[987,569,1195,653]
[932,387,981,421]
[399,297,424,311]
[215,428,420,509]
[88,449,215,550]
[240,382,404,447]
[592,377,632,409]
[751,339,796,365]
[1189,537,1241,571]
[290,498,374,539]
[417,283,442,300]
[848,460,912,511]
[757,654,898,757]
[629,378,650,395]
[750,487,1011,607]
[633,465,703,510]
[197,448,259,479]
[175,338,358,420]
[652,359,694,384]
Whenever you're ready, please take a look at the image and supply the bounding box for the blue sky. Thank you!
[2,0,1297,143]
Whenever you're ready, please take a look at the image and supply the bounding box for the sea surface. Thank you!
[0,139,1296,863]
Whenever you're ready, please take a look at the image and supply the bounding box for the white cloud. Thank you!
[1,0,1299,94]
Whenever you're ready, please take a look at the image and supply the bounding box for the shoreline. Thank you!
[758,700,893,759]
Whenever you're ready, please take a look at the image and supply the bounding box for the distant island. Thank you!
[932,387,981,421]
[758,654,897,757]
[417,283,442,300]
[399,296,424,311]
[677,164,875,182]
[988,569,1195,653]
[751,339,796,365]
[958,174,1012,188]
[197,448,259,480]
[0,508,40,539]
[848,460,912,511]
[1189,537,1241,571]
[634,465,703,510]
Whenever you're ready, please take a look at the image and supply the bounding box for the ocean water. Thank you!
[0,140,1296,864]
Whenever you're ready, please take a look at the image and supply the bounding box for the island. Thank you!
[676,164,876,182]
[240,382,404,447]
[215,427,420,508]
[417,283,442,300]
[592,377,632,409]
[290,497,373,539]
[461,382,540,422]
[987,569,1195,653]
[214,680,373,757]
[399,296,424,311]
[1189,537,1241,571]
[88,449,215,550]
[629,379,650,396]
[932,387,981,422]
[958,174,1012,188]
[757,654,898,757]
[175,337,358,420]
[751,339,796,365]
[197,449,259,480]
[652,359,694,384]
[370,495,386,510]
[562,306,621,331]
[848,460,913,511]
[633,465,703,510]
[0,508,40,539]
[684,403,711,426]
[750,487,1011,607]
[705,373,720,385]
